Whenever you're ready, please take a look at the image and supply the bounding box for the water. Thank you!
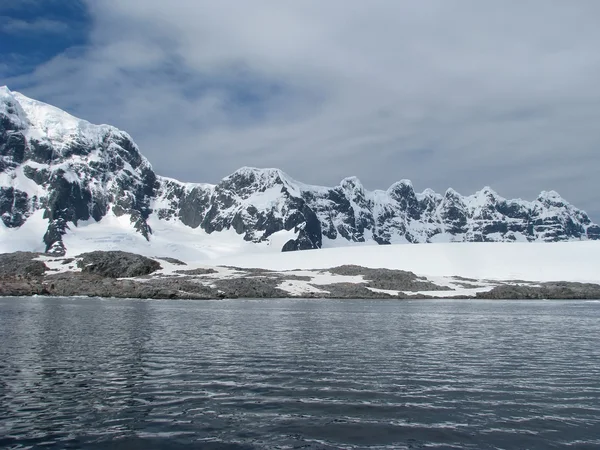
[1,297,600,449]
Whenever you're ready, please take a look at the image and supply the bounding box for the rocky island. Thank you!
[2,251,600,300]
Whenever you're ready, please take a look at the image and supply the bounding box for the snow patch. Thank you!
[205,241,600,283]
[277,280,330,296]
[367,287,400,296]
[0,210,47,253]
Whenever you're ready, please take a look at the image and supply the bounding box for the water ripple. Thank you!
[1,297,600,449]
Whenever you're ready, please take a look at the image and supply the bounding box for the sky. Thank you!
[2,0,600,219]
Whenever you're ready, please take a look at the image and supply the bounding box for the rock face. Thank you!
[1,86,599,255]
[0,251,47,277]
[0,87,156,255]
[154,170,600,248]
[156,168,322,251]
[76,251,161,278]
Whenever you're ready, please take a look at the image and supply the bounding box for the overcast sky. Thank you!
[2,0,600,219]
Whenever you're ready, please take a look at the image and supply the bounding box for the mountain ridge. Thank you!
[1,86,598,256]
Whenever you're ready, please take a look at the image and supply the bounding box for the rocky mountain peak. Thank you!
[477,186,498,198]
[220,167,300,198]
[443,187,463,199]
[225,166,287,184]
[537,190,567,208]
[386,180,420,220]
[0,88,156,255]
[339,176,364,193]
[387,180,416,200]
[0,86,28,129]
[418,188,441,199]
[1,89,598,255]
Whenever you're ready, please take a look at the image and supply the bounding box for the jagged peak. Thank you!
[339,177,367,198]
[462,186,506,212]
[387,180,417,204]
[0,85,14,101]
[220,167,304,198]
[0,87,153,176]
[340,175,362,185]
[0,86,27,127]
[224,166,292,184]
[1,87,129,152]
[420,188,438,197]
[158,175,215,192]
[387,179,414,191]
[415,188,442,204]
[14,91,110,131]
[230,166,286,177]
[440,188,468,211]
[537,190,564,200]
[471,186,502,202]
[0,85,14,102]
[444,187,462,198]
[479,186,497,195]
[536,190,569,207]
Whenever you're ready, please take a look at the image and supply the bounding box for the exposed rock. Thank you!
[0,278,50,296]
[0,186,30,227]
[317,282,392,299]
[328,265,448,291]
[0,251,47,277]
[157,257,187,266]
[212,276,287,299]
[76,251,161,278]
[476,282,600,300]
[45,273,206,299]
[174,268,218,275]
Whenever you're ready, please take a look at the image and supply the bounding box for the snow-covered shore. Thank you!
[3,213,599,284]
[206,241,600,283]
[1,248,600,300]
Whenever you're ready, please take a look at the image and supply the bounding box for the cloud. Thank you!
[6,0,600,219]
[0,17,69,34]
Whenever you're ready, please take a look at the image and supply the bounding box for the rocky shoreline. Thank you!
[1,251,600,300]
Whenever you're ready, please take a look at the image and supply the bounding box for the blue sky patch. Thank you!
[0,0,90,77]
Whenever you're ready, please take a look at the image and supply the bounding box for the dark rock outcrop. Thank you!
[0,251,47,277]
[328,265,446,291]
[476,282,600,300]
[76,251,161,278]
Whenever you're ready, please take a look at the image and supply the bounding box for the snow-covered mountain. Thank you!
[1,86,598,256]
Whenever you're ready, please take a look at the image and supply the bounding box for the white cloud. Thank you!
[0,17,68,34]
[7,0,600,218]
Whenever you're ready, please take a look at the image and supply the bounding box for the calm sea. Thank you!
[1,297,599,449]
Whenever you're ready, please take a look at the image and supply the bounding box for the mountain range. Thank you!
[1,86,598,256]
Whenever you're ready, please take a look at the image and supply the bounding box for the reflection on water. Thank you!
[1,297,600,449]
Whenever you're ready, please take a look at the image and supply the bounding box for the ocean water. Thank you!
[1,297,599,449]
